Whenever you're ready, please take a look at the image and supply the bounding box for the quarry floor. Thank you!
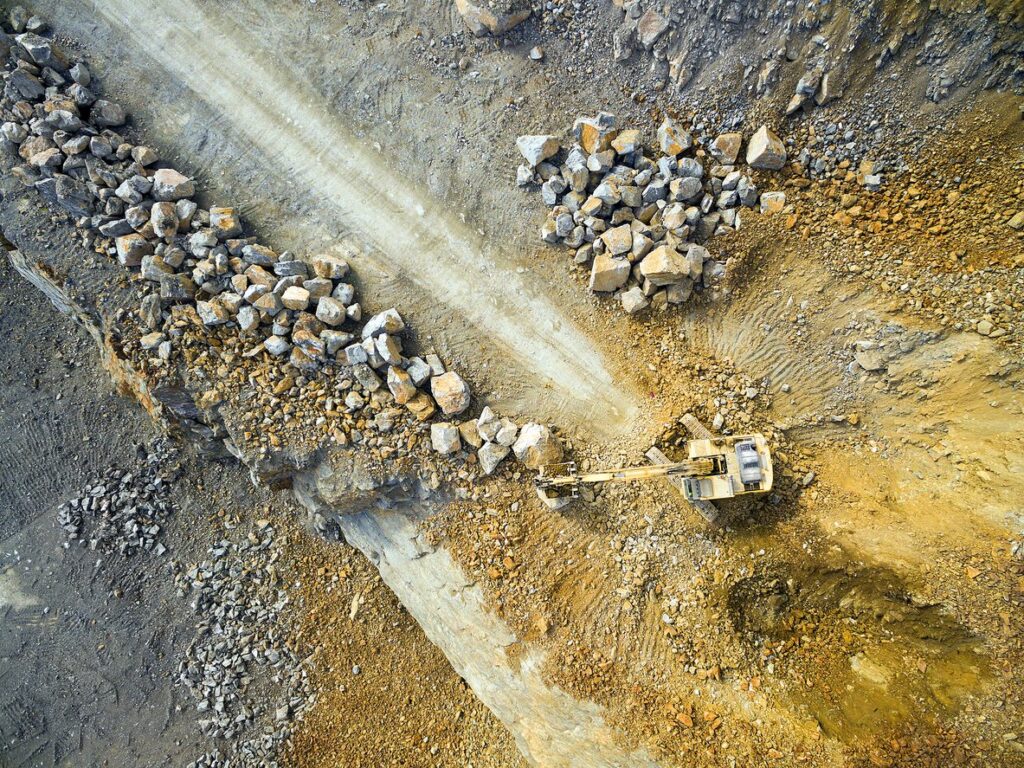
[2,1,1024,766]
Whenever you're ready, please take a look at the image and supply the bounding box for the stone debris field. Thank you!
[1,2,1023,768]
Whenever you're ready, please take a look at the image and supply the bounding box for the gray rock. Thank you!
[516,135,560,167]
[316,296,346,326]
[477,442,510,475]
[375,333,403,365]
[612,23,635,62]
[512,423,563,469]
[196,300,230,326]
[90,99,127,127]
[387,365,418,404]
[639,245,688,286]
[140,293,162,330]
[709,133,742,165]
[15,33,56,67]
[54,175,93,217]
[636,8,670,49]
[311,254,349,279]
[620,286,649,314]
[406,357,431,387]
[854,348,886,372]
[431,423,461,455]
[69,62,91,86]
[454,0,531,36]
[353,363,382,392]
[115,234,152,267]
[237,305,259,332]
[746,125,786,170]
[344,343,368,365]
[589,253,631,292]
[332,282,356,305]
[281,286,310,311]
[495,417,519,447]
[8,68,43,100]
[321,329,353,355]
[151,168,195,201]
[150,201,178,239]
[361,307,405,339]
[264,335,291,356]
[657,117,691,156]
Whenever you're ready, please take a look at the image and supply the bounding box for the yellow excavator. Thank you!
[535,414,773,523]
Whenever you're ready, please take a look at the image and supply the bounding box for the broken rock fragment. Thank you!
[636,8,670,50]
[431,371,471,416]
[746,125,787,170]
[151,168,195,201]
[478,441,510,475]
[516,135,560,167]
[431,422,461,455]
[454,0,531,36]
[512,423,563,469]
[589,253,631,292]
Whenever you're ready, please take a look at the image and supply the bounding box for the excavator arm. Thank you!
[536,458,717,488]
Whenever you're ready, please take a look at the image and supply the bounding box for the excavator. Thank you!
[535,414,772,523]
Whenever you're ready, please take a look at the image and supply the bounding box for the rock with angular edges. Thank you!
[455,0,531,36]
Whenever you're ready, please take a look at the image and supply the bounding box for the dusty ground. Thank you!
[3,0,1024,766]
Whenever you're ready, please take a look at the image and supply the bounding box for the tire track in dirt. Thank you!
[88,0,638,435]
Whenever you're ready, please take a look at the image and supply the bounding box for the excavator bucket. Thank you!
[536,485,574,510]
[535,462,578,510]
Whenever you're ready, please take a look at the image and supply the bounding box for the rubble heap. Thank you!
[56,437,180,556]
[0,9,564,476]
[175,517,312,768]
[517,112,787,314]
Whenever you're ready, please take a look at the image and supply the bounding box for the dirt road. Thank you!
[71,0,637,435]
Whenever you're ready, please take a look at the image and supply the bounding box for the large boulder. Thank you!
[657,117,691,156]
[430,371,471,415]
[639,245,688,286]
[589,253,631,292]
[516,135,560,167]
[512,423,563,469]
[151,168,194,201]
[478,441,510,475]
[746,125,787,170]
[709,132,742,165]
[431,423,461,455]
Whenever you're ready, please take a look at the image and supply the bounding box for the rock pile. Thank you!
[56,438,180,556]
[517,113,787,314]
[0,14,561,478]
[430,406,564,475]
[175,517,311,767]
